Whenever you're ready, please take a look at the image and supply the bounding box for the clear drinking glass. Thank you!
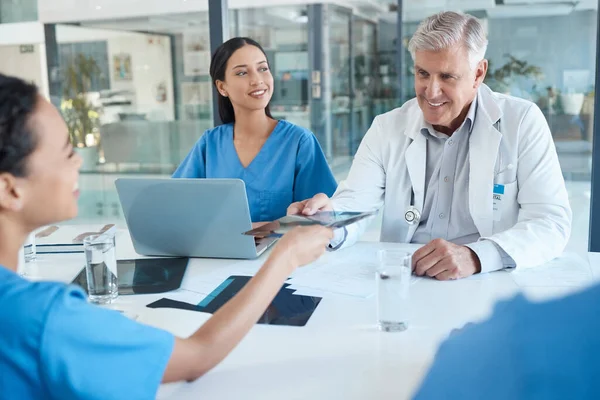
[376,249,412,332]
[84,233,118,304]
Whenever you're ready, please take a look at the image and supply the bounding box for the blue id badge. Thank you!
[493,184,504,221]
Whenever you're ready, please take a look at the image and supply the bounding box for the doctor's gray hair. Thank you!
[408,11,488,70]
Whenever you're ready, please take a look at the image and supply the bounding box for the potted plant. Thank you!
[61,54,104,171]
[485,54,543,96]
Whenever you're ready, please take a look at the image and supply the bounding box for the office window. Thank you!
[351,16,377,154]
[0,0,37,23]
[59,41,111,93]
[231,6,311,130]
[50,9,213,222]
[328,6,352,159]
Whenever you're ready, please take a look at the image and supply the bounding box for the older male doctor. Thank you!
[289,11,571,280]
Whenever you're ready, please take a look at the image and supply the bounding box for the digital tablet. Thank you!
[71,257,189,295]
[243,210,377,236]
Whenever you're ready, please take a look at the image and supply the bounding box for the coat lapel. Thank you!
[468,85,503,238]
[404,121,427,240]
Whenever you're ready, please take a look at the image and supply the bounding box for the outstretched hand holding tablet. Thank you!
[243,211,377,237]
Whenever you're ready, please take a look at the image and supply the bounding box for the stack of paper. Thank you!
[288,256,376,298]
[36,224,117,254]
[287,242,422,298]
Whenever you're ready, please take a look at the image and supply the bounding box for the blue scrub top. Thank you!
[0,266,174,400]
[172,120,337,222]
[413,283,600,399]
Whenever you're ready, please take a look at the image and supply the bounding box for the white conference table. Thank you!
[24,228,600,400]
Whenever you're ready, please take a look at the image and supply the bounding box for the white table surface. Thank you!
[23,228,600,400]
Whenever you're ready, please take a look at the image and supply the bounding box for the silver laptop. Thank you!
[114,178,278,259]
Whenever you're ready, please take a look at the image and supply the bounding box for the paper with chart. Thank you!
[287,242,423,298]
[511,252,593,288]
[287,251,376,298]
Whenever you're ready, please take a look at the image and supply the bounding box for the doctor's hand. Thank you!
[412,239,482,280]
[287,193,333,216]
[269,225,334,269]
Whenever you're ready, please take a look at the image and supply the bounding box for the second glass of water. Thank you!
[377,249,412,332]
[84,233,118,304]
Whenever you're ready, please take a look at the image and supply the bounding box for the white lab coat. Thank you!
[332,84,572,268]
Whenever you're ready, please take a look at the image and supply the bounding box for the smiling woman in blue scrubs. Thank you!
[173,37,337,222]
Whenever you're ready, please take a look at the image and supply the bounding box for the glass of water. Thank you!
[84,233,118,304]
[376,249,412,332]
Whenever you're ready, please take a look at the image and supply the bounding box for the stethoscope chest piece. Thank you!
[404,206,420,225]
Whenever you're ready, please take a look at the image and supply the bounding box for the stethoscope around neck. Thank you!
[403,118,506,227]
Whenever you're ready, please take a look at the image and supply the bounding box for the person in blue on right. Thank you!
[173,37,337,223]
[413,284,600,399]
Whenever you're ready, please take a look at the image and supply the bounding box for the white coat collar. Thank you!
[475,83,502,128]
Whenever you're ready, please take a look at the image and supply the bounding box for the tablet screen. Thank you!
[72,257,189,295]
[305,211,376,227]
[243,210,376,236]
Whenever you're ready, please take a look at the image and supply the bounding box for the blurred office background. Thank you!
[0,0,598,252]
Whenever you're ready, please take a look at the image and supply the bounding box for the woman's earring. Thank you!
[221,92,228,97]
